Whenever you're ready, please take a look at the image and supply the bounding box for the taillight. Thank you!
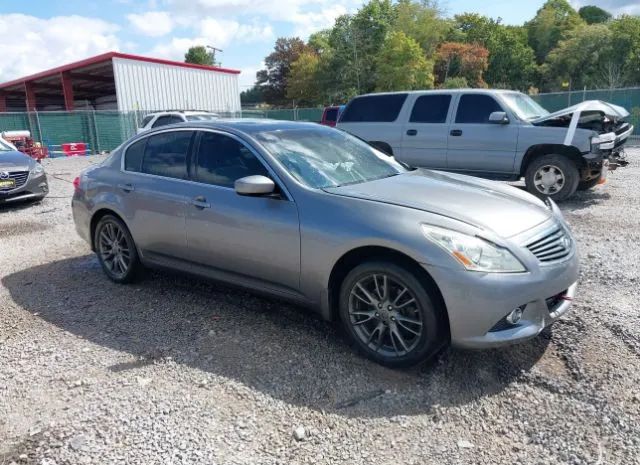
[73,176,81,191]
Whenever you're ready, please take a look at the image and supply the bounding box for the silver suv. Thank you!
[72,120,578,367]
[338,89,633,201]
[137,111,219,134]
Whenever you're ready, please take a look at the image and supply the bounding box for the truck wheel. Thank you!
[524,154,579,202]
[577,174,602,191]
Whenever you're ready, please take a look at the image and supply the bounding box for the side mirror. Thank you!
[489,111,509,124]
[235,175,276,196]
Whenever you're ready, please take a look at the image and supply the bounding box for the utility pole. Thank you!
[206,45,223,66]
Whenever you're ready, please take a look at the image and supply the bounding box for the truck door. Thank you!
[447,93,519,174]
[400,93,452,169]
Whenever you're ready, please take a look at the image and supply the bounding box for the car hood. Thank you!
[532,100,629,124]
[324,169,552,238]
[0,150,32,171]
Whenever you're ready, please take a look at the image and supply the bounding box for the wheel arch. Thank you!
[89,208,128,252]
[520,144,584,177]
[327,246,450,337]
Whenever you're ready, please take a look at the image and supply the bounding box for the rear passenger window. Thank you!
[124,139,145,172]
[324,108,339,122]
[152,115,183,128]
[195,132,270,188]
[410,95,452,123]
[142,131,193,179]
[140,115,153,127]
[340,94,408,122]
[455,95,503,124]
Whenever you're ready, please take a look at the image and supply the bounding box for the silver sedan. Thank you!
[0,140,48,204]
[72,121,579,367]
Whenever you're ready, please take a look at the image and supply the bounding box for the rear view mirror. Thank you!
[489,111,509,124]
[235,175,276,196]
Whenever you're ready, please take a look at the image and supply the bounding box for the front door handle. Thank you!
[406,129,417,136]
[450,129,463,137]
[118,183,134,192]
[191,196,210,209]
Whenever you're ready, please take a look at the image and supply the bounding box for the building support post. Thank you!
[61,71,75,111]
[0,91,6,112]
[24,81,37,111]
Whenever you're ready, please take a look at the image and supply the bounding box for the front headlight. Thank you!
[31,163,44,176]
[422,225,526,273]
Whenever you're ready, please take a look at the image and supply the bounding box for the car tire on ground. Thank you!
[94,214,141,284]
[524,154,580,202]
[338,261,443,368]
[577,173,602,191]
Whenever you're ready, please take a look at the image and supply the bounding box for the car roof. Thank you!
[134,119,326,137]
[146,110,217,116]
[354,89,522,98]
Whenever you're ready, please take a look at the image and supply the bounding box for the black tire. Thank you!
[577,173,602,191]
[338,261,444,368]
[524,154,580,202]
[94,214,141,284]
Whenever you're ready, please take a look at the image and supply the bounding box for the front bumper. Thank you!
[0,173,48,204]
[423,245,579,349]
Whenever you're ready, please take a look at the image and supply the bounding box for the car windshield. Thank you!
[0,139,14,151]
[255,128,408,189]
[186,114,218,121]
[502,93,549,120]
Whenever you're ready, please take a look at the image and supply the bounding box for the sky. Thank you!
[0,0,636,92]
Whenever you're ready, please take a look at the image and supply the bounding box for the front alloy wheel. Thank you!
[339,261,443,367]
[349,274,423,357]
[533,164,565,196]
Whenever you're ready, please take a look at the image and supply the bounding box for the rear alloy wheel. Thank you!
[525,154,579,202]
[95,215,140,283]
[339,261,442,367]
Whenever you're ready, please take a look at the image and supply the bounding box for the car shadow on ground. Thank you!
[3,255,551,418]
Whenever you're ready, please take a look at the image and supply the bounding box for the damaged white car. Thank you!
[338,90,634,201]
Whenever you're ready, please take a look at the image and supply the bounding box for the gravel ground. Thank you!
[1,151,640,465]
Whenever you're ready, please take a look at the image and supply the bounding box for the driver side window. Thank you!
[195,132,270,188]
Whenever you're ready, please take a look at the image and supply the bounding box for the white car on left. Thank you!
[137,111,220,134]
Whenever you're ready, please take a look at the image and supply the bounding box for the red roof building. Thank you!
[0,52,241,113]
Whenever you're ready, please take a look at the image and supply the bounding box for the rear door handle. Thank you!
[406,129,417,136]
[450,129,463,137]
[118,183,134,192]
[191,196,210,209]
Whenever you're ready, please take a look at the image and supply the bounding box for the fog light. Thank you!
[506,306,525,325]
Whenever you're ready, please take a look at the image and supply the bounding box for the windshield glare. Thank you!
[502,93,549,120]
[255,128,408,189]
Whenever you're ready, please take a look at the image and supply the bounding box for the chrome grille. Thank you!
[0,171,29,191]
[526,226,572,263]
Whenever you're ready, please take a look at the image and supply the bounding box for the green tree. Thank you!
[375,31,434,91]
[578,5,612,24]
[393,0,449,57]
[440,76,469,89]
[286,51,323,106]
[526,0,584,63]
[451,13,537,90]
[256,37,309,106]
[184,46,213,66]
[609,15,640,85]
[240,86,264,106]
[543,24,615,90]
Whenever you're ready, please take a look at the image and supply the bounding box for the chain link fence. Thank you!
[2,90,638,156]
[0,108,324,156]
